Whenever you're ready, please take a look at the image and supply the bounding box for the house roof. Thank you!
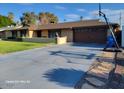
[0,19,117,32]
[0,26,28,32]
[29,19,115,30]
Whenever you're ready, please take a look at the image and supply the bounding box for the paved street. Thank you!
[0,43,103,89]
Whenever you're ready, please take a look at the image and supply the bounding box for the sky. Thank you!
[0,3,124,25]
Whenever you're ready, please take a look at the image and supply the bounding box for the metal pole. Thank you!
[99,4,120,49]
[119,12,122,30]
[103,13,120,49]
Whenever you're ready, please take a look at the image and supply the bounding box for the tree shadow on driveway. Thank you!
[71,43,105,48]
[49,50,96,60]
[43,68,85,88]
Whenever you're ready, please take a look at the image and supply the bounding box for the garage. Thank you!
[73,26,108,44]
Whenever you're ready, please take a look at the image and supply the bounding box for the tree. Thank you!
[15,21,21,26]
[39,12,58,24]
[0,15,14,28]
[20,12,37,26]
[8,12,14,21]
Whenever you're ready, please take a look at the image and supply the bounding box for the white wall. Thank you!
[122,26,124,47]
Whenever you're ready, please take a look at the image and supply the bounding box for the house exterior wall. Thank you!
[5,30,22,38]
[42,30,48,38]
[0,31,6,38]
[61,29,73,42]
[5,31,12,38]
[28,30,33,38]
[23,30,29,37]
[28,30,37,38]
[33,31,37,37]
[17,31,21,37]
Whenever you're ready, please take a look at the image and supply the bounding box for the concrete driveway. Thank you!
[0,43,104,89]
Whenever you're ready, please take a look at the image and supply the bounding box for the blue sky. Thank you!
[0,3,124,24]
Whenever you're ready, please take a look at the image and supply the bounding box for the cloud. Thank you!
[77,8,85,12]
[65,14,80,19]
[55,5,66,10]
[90,9,124,16]
[89,9,124,25]
[18,3,33,5]
[83,16,93,20]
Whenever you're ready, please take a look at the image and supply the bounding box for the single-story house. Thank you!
[0,19,118,44]
[122,26,124,47]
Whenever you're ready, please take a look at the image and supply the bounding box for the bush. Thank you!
[7,37,15,39]
[5,37,22,41]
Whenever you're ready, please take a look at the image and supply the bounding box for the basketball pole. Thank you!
[99,3,120,49]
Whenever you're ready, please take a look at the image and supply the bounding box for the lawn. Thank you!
[0,41,53,54]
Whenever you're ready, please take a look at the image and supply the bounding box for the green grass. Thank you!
[0,41,54,54]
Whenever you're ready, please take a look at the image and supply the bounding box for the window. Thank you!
[48,30,61,38]
[20,30,26,37]
[12,31,17,38]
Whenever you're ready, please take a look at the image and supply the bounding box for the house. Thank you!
[122,26,124,47]
[0,19,118,44]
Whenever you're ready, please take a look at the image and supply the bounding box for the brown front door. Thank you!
[73,27,107,44]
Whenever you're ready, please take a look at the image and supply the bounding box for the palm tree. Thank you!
[39,12,58,24]
[39,12,49,24]
[8,12,14,21]
[20,12,37,26]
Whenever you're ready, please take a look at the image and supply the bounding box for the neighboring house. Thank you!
[0,19,118,44]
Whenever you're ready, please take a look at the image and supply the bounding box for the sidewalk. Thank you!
[75,51,124,89]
